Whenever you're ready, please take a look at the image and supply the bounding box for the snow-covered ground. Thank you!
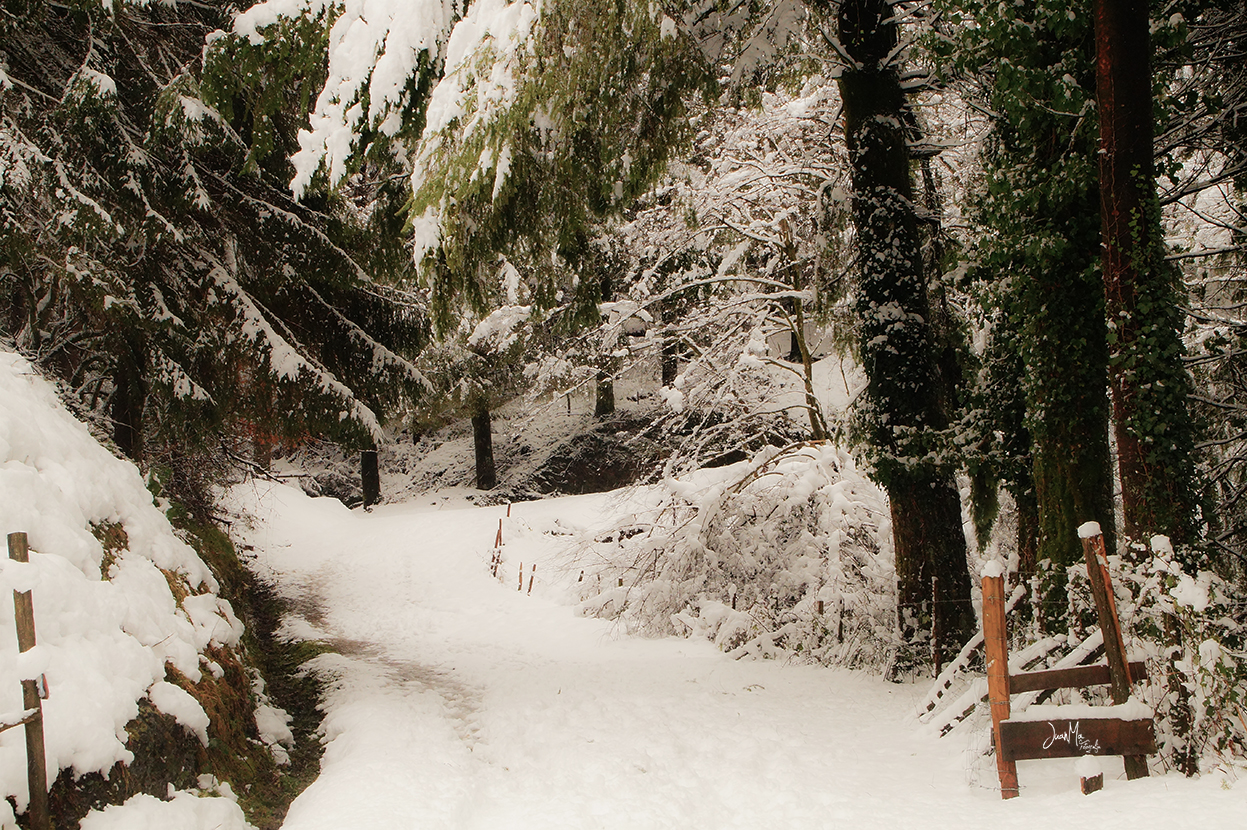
[224,481,1244,830]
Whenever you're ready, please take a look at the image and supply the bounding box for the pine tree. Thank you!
[0,0,428,483]
[407,0,710,331]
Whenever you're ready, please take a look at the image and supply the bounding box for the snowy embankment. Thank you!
[224,481,1242,830]
[0,352,254,830]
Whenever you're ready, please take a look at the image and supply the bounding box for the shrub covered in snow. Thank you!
[1109,538,1247,772]
[576,442,899,669]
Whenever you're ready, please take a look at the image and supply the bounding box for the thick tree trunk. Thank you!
[1032,412,1117,630]
[889,476,977,670]
[1095,0,1197,548]
[472,406,497,490]
[1097,0,1197,780]
[836,0,975,672]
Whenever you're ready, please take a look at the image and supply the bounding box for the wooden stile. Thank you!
[981,527,1156,798]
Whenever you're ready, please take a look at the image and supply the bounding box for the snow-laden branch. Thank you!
[210,264,385,442]
[303,284,431,389]
[234,0,463,197]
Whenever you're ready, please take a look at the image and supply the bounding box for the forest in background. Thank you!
[3,0,1246,776]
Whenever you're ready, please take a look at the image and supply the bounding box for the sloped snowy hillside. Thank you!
[0,351,255,830]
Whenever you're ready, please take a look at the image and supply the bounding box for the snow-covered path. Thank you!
[227,482,1241,830]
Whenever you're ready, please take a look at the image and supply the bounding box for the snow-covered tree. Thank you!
[0,0,428,482]
[832,0,976,671]
[593,79,853,472]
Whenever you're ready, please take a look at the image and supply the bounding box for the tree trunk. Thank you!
[661,334,679,387]
[1095,0,1198,549]
[1032,412,1117,630]
[594,370,615,418]
[361,448,380,507]
[790,303,828,441]
[110,336,147,462]
[889,475,977,672]
[472,406,497,490]
[836,0,975,672]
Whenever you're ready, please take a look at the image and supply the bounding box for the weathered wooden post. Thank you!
[982,565,1019,799]
[8,532,51,830]
[1079,522,1149,779]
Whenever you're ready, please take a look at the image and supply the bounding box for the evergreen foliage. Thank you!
[0,0,429,471]
[409,0,713,333]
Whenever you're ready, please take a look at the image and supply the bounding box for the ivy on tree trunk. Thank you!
[1095,0,1198,550]
[933,0,1119,633]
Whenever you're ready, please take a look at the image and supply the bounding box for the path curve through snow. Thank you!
[225,482,1242,830]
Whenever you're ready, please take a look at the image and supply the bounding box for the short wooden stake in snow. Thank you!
[491,518,504,577]
[8,532,51,830]
[527,564,536,595]
[1077,754,1104,795]
[518,562,524,591]
[1080,773,1104,795]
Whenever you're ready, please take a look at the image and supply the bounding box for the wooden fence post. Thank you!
[9,532,51,830]
[1079,525,1149,780]
[982,570,1019,799]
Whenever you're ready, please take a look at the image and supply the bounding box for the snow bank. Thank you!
[0,351,249,826]
[77,790,253,830]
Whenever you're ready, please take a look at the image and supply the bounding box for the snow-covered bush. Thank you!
[1112,539,1247,772]
[576,442,898,669]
